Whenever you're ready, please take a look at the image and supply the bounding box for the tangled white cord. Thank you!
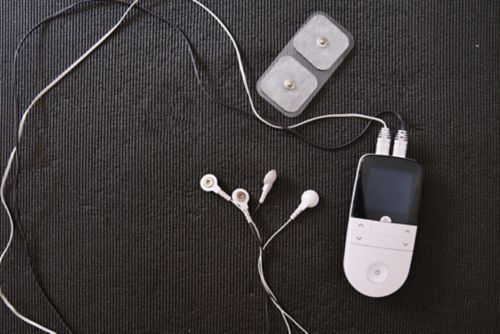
[1,0,389,333]
[249,214,309,334]
[0,0,140,332]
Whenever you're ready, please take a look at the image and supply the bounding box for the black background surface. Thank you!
[0,1,499,333]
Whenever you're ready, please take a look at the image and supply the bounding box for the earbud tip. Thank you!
[263,170,277,184]
[302,190,319,208]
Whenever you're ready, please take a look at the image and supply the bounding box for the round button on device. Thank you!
[380,216,392,223]
[367,262,388,283]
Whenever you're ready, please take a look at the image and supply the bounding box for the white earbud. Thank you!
[259,169,277,204]
[290,190,320,220]
[231,188,253,223]
[200,174,231,201]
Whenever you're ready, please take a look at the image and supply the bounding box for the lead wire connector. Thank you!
[375,127,391,155]
[392,130,408,158]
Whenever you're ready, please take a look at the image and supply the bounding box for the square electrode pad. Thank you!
[257,12,354,117]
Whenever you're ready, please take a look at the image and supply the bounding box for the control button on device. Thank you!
[369,233,401,250]
[351,231,369,245]
[400,237,414,250]
[398,225,416,250]
[380,216,392,223]
[350,219,372,233]
[367,262,388,284]
[400,226,415,236]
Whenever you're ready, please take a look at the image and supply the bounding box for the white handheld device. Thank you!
[343,154,423,297]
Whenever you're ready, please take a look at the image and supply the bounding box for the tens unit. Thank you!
[344,154,423,297]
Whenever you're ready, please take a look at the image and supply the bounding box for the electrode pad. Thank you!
[257,12,354,117]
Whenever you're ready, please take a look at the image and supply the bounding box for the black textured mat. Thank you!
[0,1,499,333]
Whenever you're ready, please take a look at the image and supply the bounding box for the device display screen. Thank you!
[352,155,423,225]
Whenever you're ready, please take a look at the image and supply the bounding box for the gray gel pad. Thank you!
[257,12,354,117]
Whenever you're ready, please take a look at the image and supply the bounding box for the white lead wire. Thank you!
[257,216,312,333]
[258,247,309,334]
[17,0,140,141]
[0,288,56,334]
[263,218,293,250]
[0,149,16,266]
[0,0,141,332]
[2,1,385,333]
[248,216,309,334]
[189,0,387,131]
[258,248,293,334]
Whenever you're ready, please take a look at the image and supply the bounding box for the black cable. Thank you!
[252,203,262,216]
[13,0,407,155]
[7,1,407,333]
[9,2,241,331]
[8,1,211,333]
[287,110,406,151]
